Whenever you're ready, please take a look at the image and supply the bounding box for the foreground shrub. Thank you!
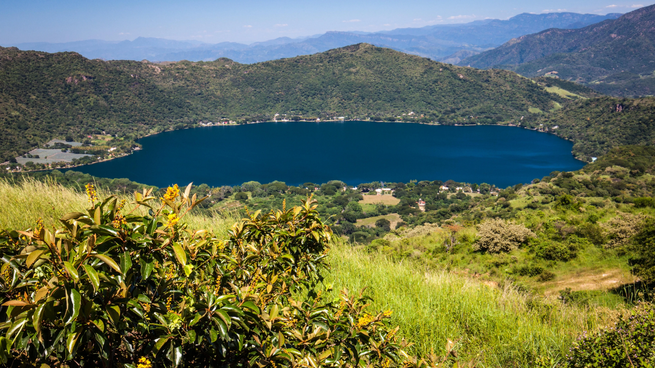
[567,302,655,367]
[473,218,536,253]
[0,185,418,367]
[630,219,655,284]
[601,211,647,249]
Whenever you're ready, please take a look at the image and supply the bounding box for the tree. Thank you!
[241,181,261,192]
[630,220,655,284]
[375,218,391,232]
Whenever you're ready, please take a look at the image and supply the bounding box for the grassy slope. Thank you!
[0,179,623,367]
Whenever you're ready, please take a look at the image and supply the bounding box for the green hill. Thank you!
[524,96,655,160]
[0,43,570,162]
[460,5,655,97]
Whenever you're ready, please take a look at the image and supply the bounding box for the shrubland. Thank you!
[0,179,639,367]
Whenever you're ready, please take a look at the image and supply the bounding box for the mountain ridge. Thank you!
[6,12,621,64]
[460,4,655,96]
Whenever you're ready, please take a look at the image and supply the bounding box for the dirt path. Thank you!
[542,268,638,296]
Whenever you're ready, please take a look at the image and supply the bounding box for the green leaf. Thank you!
[32,303,46,342]
[93,254,121,274]
[63,261,79,282]
[7,318,27,341]
[0,337,8,365]
[66,330,80,354]
[92,319,105,333]
[93,207,101,225]
[241,301,260,314]
[61,212,85,221]
[183,264,194,277]
[213,316,228,339]
[26,249,46,268]
[153,337,170,354]
[172,346,183,367]
[215,309,231,329]
[172,243,186,266]
[141,260,154,280]
[209,328,218,343]
[189,313,202,327]
[83,265,100,292]
[65,289,81,325]
[120,251,132,274]
[106,305,120,325]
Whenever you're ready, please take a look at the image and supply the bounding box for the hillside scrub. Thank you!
[0,186,424,367]
[0,43,579,162]
[473,218,536,253]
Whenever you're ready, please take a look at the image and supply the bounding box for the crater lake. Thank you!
[68,122,586,188]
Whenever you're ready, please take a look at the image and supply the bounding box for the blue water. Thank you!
[69,122,585,188]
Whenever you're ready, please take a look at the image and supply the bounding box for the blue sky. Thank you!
[1,0,651,45]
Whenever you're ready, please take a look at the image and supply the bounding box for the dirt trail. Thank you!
[542,269,638,296]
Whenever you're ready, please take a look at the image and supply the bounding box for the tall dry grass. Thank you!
[325,243,621,367]
[0,178,234,235]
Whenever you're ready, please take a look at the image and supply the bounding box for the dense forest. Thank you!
[1,43,573,162]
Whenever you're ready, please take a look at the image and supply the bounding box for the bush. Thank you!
[537,270,556,282]
[634,197,655,208]
[630,220,655,284]
[0,186,416,367]
[514,265,544,277]
[375,218,391,231]
[473,218,536,253]
[535,240,578,262]
[602,211,647,249]
[567,302,655,367]
[576,223,605,246]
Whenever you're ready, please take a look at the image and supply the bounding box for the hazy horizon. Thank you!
[1,0,650,46]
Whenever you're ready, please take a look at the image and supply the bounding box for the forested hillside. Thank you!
[461,4,655,97]
[0,43,567,162]
[525,96,655,160]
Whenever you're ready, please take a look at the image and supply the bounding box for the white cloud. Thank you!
[119,32,130,35]
[606,4,618,7]
[448,14,477,20]
[541,9,568,12]
[632,4,645,7]
[342,19,361,23]
[274,24,288,27]
[243,25,252,28]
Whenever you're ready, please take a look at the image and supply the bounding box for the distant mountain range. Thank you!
[460,4,655,97]
[6,12,620,64]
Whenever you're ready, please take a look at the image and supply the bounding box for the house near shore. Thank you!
[375,188,393,195]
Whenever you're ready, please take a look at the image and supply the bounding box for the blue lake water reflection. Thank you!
[69,122,585,188]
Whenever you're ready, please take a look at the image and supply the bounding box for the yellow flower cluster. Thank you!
[136,357,152,368]
[165,265,176,281]
[1,266,12,284]
[356,314,375,329]
[85,183,98,203]
[112,214,127,228]
[163,184,180,201]
[383,309,393,317]
[166,296,173,313]
[166,213,179,229]
[35,218,43,235]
